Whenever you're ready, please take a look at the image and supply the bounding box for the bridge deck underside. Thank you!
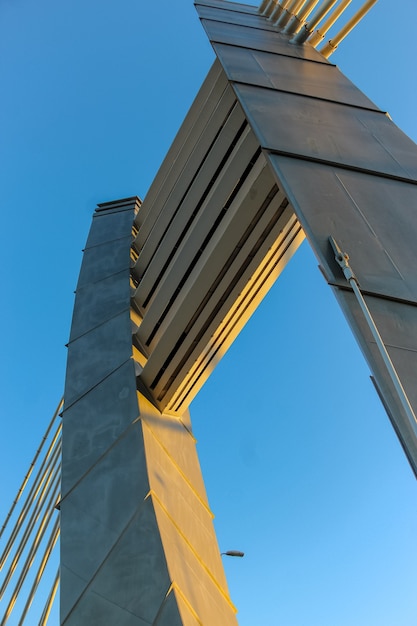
[132,59,303,415]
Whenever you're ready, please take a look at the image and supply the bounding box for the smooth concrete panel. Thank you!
[268,156,417,301]
[63,590,150,626]
[142,421,229,591]
[352,296,417,406]
[61,359,139,498]
[85,209,136,248]
[76,236,132,289]
[60,495,121,623]
[139,394,208,503]
[153,590,188,626]
[69,269,131,341]
[87,497,171,624]
[179,407,193,433]
[263,153,417,472]
[333,289,417,468]
[60,423,150,620]
[213,42,379,110]
[153,498,238,626]
[195,0,258,15]
[71,421,149,534]
[60,564,90,625]
[235,83,417,180]
[196,4,279,31]
[198,17,328,62]
[168,590,202,626]
[64,311,133,407]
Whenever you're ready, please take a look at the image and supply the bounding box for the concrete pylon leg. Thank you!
[60,198,237,625]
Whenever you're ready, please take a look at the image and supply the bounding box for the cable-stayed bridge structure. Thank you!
[1,1,417,623]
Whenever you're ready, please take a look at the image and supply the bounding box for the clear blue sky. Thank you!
[1,1,416,625]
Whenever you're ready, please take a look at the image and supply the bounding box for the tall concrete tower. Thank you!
[60,1,417,624]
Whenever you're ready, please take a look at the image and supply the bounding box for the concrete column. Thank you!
[60,198,237,625]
